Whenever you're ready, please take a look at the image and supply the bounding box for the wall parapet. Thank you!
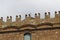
[0,11,60,28]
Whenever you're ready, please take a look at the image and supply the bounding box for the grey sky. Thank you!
[0,0,60,21]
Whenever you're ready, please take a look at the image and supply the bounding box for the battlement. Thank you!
[0,11,60,29]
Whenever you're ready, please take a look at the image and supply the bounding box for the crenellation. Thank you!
[1,17,3,21]
[58,11,60,22]
[16,15,18,21]
[10,16,12,19]
[0,11,60,40]
[58,11,60,17]
[7,16,9,21]
[34,13,41,24]
[45,12,47,19]
[35,13,40,19]
[48,12,50,15]
[55,11,57,14]
[38,13,40,18]
[55,11,58,17]
[16,15,21,21]
[45,12,50,19]
[10,16,12,22]
[54,11,60,23]
[5,16,12,26]
[58,11,60,14]
[44,12,50,23]
[25,14,27,18]
[45,12,47,15]
[19,15,21,19]
[12,15,22,26]
[0,11,59,28]
[6,16,12,22]
[35,13,37,18]
[19,15,21,21]
[28,14,31,17]
[0,17,4,27]
[48,12,50,19]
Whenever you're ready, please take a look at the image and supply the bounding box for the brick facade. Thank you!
[0,11,60,40]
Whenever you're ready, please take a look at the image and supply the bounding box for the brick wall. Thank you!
[0,29,60,40]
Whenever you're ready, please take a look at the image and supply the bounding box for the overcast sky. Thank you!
[0,0,60,21]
